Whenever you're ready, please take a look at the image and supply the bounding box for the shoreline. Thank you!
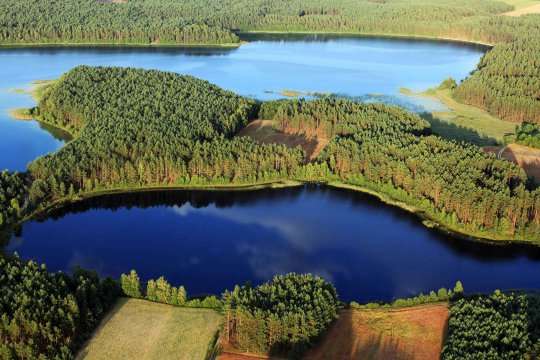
[0,42,242,48]
[239,30,494,47]
[326,181,539,247]
[10,178,539,248]
[3,35,536,248]
[0,31,494,50]
[17,179,303,223]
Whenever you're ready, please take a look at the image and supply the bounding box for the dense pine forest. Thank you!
[0,0,512,45]
[453,37,540,123]
[516,123,540,149]
[3,66,533,244]
[443,291,540,359]
[28,66,304,205]
[0,171,26,227]
[0,255,118,359]
[222,273,339,357]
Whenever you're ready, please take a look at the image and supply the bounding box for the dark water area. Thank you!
[0,34,486,171]
[8,185,540,302]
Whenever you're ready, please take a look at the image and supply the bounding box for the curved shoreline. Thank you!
[11,179,539,248]
[326,182,539,248]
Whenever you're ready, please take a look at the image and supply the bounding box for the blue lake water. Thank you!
[8,186,540,302]
[3,35,528,303]
[0,34,486,171]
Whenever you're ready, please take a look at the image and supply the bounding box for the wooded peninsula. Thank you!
[0,65,538,244]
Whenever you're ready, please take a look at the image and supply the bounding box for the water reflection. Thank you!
[8,185,540,302]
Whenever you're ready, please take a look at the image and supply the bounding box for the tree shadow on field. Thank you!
[422,113,500,146]
[304,309,416,360]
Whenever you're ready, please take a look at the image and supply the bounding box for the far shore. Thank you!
[0,31,495,49]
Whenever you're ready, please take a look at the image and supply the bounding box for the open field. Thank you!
[485,143,540,183]
[306,304,449,360]
[238,119,329,161]
[76,298,221,360]
[402,88,516,145]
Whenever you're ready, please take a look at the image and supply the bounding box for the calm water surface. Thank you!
[3,36,523,302]
[0,34,487,171]
[8,186,540,302]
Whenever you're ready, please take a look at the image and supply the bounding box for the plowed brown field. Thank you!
[305,304,449,360]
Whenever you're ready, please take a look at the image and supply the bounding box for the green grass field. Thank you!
[401,88,516,146]
[76,298,221,360]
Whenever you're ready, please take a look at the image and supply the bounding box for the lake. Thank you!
[3,35,529,302]
[0,34,487,171]
[7,185,540,302]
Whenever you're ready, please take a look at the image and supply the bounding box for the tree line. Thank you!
[351,281,464,309]
[120,270,220,309]
[0,255,118,359]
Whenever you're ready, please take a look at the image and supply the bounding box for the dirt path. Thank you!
[505,3,540,15]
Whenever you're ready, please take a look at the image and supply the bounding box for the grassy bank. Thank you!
[400,87,516,145]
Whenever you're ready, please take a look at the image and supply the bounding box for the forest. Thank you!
[442,291,540,359]
[516,123,540,149]
[453,37,540,123]
[0,171,26,227]
[120,270,221,308]
[222,273,339,357]
[0,0,513,46]
[27,66,304,207]
[0,255,118,359]
[4,67,533,244]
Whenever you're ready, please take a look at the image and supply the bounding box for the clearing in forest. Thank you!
[401,88,515,145]
[305,304,449,360]
[238,119,329,162]
[76,298,221,360]
[485,143,540,183]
